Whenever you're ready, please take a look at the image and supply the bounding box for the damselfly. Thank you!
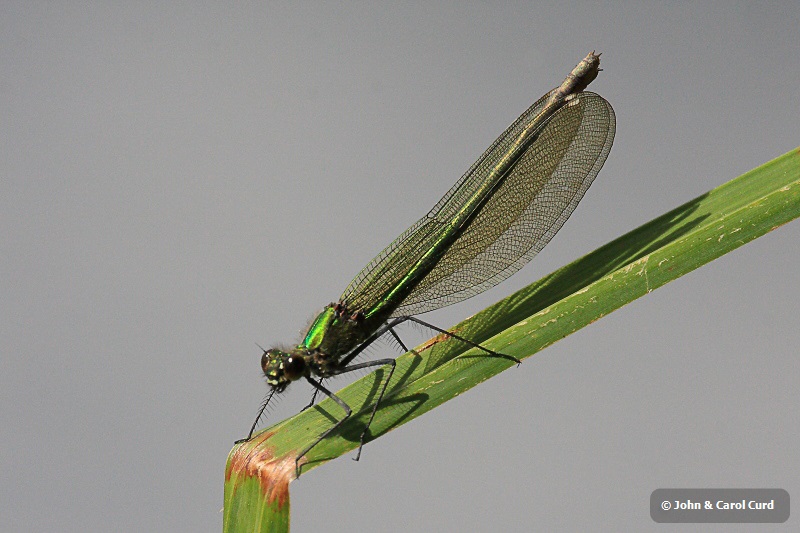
[238,52,615,475]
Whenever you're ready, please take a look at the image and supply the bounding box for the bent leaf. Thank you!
[224,147,800,532]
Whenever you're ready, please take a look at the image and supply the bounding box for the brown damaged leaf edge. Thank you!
[227,431,294,508]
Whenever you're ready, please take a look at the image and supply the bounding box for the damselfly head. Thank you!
[261,348,307,390]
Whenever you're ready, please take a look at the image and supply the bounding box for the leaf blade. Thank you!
[223,147,800,531]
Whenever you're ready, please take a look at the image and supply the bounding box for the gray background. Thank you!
[2,2,798,532]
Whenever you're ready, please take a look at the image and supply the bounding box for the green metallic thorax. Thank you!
[302,307,337,351]
[301,304,372,362]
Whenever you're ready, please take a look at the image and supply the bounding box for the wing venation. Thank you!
[340,91,615,318]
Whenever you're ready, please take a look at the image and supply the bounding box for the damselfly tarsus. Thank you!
[237,52,615,476]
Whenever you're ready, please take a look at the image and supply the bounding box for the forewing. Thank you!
[394,92,615,316]
[341,91,615,318]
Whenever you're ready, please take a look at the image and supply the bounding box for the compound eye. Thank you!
[260,351,269,371]
[283,355,305,380]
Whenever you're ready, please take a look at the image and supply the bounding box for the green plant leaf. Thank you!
[224,147,800,532]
